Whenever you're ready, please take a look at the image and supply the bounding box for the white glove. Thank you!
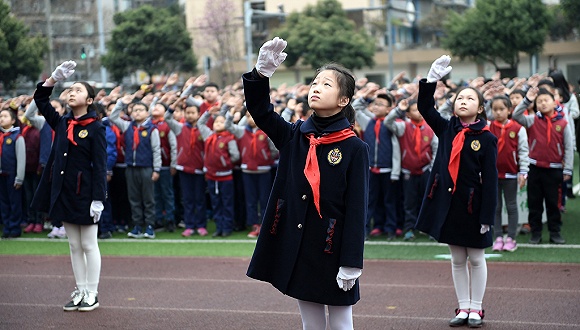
[427,55,452,83]
[51,61,77,82]
[256,37,287,78]
[480,224,490,234]
[336,266,362,292]
[90,201,104,223]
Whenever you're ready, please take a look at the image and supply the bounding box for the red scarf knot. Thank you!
[67,117,97,146]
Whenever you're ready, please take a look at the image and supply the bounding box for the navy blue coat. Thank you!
[31,83,107,225]
[415,80,497,248]
[242,71,369,306]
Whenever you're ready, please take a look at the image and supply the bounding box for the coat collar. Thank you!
[300,116,351,135]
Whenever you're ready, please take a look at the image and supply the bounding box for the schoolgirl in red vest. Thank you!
[488,95,529,253]
[243,37,369,330]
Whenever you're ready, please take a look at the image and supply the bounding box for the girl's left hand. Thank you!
[480,225,490,234]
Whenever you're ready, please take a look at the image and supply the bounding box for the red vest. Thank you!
[490,120,522,178]
[21,125,40,172]
[175,123,204,174]
[528,115,567,168]
[237,127,274,171]
[203,131,235,181]
[399,121,435,175]
[154,120,172,167]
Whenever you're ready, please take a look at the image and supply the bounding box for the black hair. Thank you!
[509,89,526,99]
[537,79,555,90]
[452,86,486,121]
[549,70,571,103]
[203,82,220,91]
[131,101,149,111]
[376,93,394,107]
[1,108,21,128]
[491,95,512,114]
[314,63,356,124]
[94,103,106,119]
[407,99,418,108]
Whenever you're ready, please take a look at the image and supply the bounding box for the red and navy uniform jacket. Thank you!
[399,120,435,175]
[153,119,172,168]
[39,123,53,167]
[203,131,236,181]
[489,120,527,178]
[175,122,204,174]
[236,127,275,171]
[0,129,22,174]
[21,124,40,173]
[107,119,125,165]
[124,121,155,168]
[527,113,568,169]
[199,101,219,128]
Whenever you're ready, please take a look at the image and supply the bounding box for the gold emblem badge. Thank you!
[423,136,429,142]
[327,147,342,166]
[509,131,516,138]
[141,130,148,137]
[78,130,88,139]
[555,125,562,132]
[159,131,165,138]
[219,142,225,148]
[259,135,265,141]
[471,140,481,151]
[5,138,12,145]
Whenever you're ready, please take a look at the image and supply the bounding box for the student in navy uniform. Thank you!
[110,96,161,239]
[352,88,400,239]
[96,104,118,239]
[31,61,107,312]
[0,108,26,238]
[415,56,498,328]
[243,37,369,330]
[512,87,573,245]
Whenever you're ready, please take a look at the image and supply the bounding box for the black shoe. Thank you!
[63,288,84,311]
[549,232,565,244]
[222,231,232,237]
[449,308,469,327]
[467,310,484,328]
[212,231,223,238]
[165,222,175,233]
[98,231,112,239]
[529,234,542,244]
[78,290,99,312]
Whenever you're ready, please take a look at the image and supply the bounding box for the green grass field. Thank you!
[2,154,579,264]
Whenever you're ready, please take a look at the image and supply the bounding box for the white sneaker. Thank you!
[63,288,84,311]
[47,227,59,238]
[56,227,67,238]
[78,290,99,312]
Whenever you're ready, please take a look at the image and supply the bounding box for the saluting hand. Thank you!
[427,55,452,83]
[256,37,287,78]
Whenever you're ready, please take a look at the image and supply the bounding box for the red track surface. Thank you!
[1,255,579,329]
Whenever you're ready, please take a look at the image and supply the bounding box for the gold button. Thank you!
[297,224,303,229]
[60,171,64,175]
[302,195,307,200]
[448,188,452,192]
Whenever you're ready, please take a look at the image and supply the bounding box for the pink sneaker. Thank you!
[33,224,44,233]
[181,228,194,237]
[197,227,208,236]
[24,223,35,233]
[503,237,517,252]
[492,237,504,251]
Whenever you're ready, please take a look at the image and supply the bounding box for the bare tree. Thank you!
[195,0,242,86]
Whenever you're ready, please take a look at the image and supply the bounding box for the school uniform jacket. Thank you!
[31,82,107,225]
[415,80,498,249]
[488,120,529,178]
[242,70,370,306]
[165,110,205,175]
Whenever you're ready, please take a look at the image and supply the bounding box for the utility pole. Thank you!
[44,0,54,70]
[97,0,108,86]
[244,1,253,72]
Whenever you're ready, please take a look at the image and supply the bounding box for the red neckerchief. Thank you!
[110,124,122,151]
[304,128,356,218]
[374,117,384,143]
[411,119,424,157]
[544,111,558,145]
[448,123,489,193]
[492,120,513,153]
[132,125,147,151]
[67,117,97,146]
[0,131,12,158]
[21,125,31,137]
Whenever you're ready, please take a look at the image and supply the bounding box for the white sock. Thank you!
[298,300,326,330]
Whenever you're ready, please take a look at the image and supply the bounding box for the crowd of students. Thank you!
[0,64,578,246]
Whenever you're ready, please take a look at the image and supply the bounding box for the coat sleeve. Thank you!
[33,83,60,130]
[417,80,449,137]
[105,126,117,174]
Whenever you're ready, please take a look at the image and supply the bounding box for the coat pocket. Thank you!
[270,198,285,235]
[467,188,474,214]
